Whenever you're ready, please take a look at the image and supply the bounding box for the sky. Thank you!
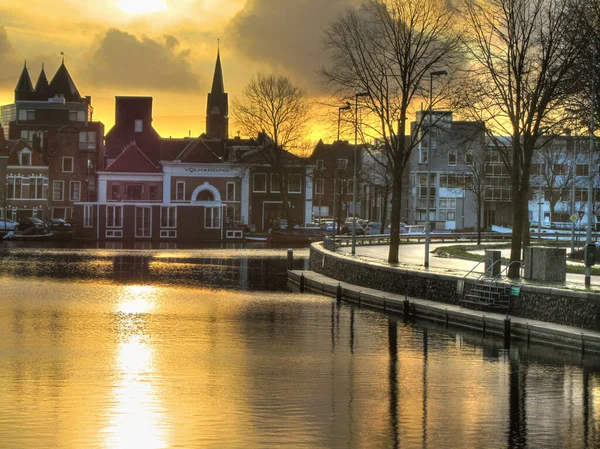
[0,0,358,141]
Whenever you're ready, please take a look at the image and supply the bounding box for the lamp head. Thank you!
[430,70,448,77]
[355,92,369,98]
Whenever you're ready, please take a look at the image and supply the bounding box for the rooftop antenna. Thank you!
[217,38,220,52]
[60,51,65,64]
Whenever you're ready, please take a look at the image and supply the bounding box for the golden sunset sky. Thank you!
[0,0,359,141]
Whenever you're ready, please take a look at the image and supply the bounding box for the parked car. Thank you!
[17,217,48,235]
[47,218,74,239]
[0,218,18,232]
[365,222,383,235]
[342,222,366,235]
[321,221,335,232]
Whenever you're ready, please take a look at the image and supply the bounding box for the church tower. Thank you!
[206,49,229,139]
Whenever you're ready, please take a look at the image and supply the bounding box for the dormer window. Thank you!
[19,151,31,166]
[135,120,143,132]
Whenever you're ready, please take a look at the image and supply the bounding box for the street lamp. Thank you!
[333,103,352,238]
[424,70,447,269]
[352,91,369,255]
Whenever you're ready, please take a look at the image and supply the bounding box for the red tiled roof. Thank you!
[105,142,161,173]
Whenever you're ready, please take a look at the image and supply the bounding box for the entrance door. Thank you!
[263,202,283,230]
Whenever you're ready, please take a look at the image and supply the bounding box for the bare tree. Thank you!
[454,0,586,277]
[233,74,312,224]
[322,0,462,263]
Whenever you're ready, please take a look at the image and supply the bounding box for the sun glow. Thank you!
[116,0,168,15]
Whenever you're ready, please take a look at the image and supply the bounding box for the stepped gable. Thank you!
[176,139,222,163]
[105,142,161,173]
[48,61,81,101]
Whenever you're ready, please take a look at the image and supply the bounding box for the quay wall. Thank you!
[308,243,600,331]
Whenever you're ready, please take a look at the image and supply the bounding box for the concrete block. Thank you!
[484,249,502,277]
[523,246,566,282]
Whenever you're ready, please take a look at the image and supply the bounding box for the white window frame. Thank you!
[62,157,74,173]
[135,206,152,238]
[204,207,221,229]
[337,159,348,170]
[106,205,123,228]
[419,146,428,164]
[270,174,280,193]
[19,150,32,166]
[315,178,324,195]
[466,152,474,166]
[288,174,302,194]
[448,151,457,166]
[70,181,81,201]
[160,206,177,229]
[83,205,93,228]
[253,173,267,193]
[135,119,143,132]
[175,181,185,201]
[226,182,237,201]
[18,109,35,121]
[53,180,64,201]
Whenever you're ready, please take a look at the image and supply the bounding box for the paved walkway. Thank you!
[338,242,600,290]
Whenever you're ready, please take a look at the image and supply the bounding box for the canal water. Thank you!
[0,247,599,448]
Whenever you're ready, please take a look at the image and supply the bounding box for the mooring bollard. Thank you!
[299,273,305,293]
[503,314,511,347]
[287,248,294,270]
[336,283,342,302]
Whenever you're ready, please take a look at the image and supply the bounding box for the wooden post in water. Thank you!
[299,273,305,293]
[287,249,293,270]
[503,315,511,348]
[336,283,342,302]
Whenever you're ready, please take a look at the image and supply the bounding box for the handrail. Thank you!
[462,258,492,281]
[494,260,523,282]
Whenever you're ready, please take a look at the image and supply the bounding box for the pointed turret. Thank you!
[206,47,229,139]
[48,60,81,102]
[15,61,34,100]
[34,63,49,97]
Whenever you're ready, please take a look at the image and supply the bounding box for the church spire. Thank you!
[15,60,34,94]
[211,46,225,94]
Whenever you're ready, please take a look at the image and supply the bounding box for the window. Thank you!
[316,159,324,170]
[70,181,81,201]
[149,185,158,200]
[315,179,324,195]
[126,184,143,200]
[337,159,348,170]
[176,181,185,201]
[448,151,457,166]
[438,198,456,221]
[20,151,31,166]
[553,163,567,176]
[288,174,301,193]
[135,119,143,132]
[111,184,121,201]
[270,174,280,193]
[20,130,43,146]
[69,110,86,122]
[53,181,64,201]
[62,157,74,173]
[576,164,589,176]
[161,206,177,228]
[29,177,44,199]
[9,177,22,199]
[83,205,93,228]
[135,207,151,238]
[226,182,236,201]
[419,146,428,164]
[465,153,474,166]
[106,206,123,228]
[79,132,96,150]
[205,207,221,229]
[18,109,35,121]
[253,173,267,192]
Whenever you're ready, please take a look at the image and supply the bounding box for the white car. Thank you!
[0,218,18,231]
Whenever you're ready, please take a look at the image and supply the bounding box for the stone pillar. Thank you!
[485,249,501,277]
[523,246,566,281]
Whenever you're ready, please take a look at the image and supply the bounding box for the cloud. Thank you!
[84,28,200,91]
[226,0,356,87]
[0,26,21,88]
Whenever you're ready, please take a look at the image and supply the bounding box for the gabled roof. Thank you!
[15,62,33,92]
[211,50,225,94]
[48,62,81,101]
[5,139,43,166]
[105,142,161,173]
[34,64,49,95]
[241,145,306,166]
[176,139,222,163]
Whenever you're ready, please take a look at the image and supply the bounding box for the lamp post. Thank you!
[352,92,369,255]
[424,70,447,269]
[334,103,352,237]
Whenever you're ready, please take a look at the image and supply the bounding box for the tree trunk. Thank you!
[508,192,526,278]
[387,178,403,264]
[477,193,482,245]
[380,187,389,234]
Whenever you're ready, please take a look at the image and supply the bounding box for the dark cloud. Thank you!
[226,0,355,87]
[84,29,200,91]
[0,26,21,88]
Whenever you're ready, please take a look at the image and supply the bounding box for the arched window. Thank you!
[197,190,214,201]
